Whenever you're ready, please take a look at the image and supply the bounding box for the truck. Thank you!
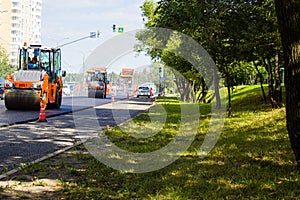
[4,43,66,110]
[116,68,134,94]
[86,67,109,98]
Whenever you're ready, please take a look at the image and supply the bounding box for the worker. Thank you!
[28,56,38,69]
[31,56,38,64]
[7,73,13,82]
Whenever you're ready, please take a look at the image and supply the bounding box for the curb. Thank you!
[0,140,86,180]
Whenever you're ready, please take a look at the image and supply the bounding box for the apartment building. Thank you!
[0,0,42,67]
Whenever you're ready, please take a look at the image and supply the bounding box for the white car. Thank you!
[63,84,71,96]
[137,86,151,98]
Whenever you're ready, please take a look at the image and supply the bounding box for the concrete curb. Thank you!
[0,139,86,180]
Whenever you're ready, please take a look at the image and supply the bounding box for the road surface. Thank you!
[0,96,154,174]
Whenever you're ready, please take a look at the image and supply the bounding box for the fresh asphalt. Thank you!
[0,95,119,127]
[0,95,154,175]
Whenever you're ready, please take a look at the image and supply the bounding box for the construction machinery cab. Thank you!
[19,45,64,80]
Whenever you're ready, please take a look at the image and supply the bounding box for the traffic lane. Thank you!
[0,95,126,127]
[0,98,153,174]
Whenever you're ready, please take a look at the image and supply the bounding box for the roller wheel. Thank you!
[88,90,95,98]
[4,92,40,110]
[53,91,62,109]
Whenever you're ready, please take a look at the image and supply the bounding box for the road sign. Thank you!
[117,26,124,33]
[90,32,96,38]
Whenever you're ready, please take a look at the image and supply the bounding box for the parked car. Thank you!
[0,87,3,100]
[137,86,151,98]
[63,84,71,96]
[0,77,5,100]
[140,82,156,95]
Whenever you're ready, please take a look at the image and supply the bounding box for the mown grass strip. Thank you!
[2,85,299,199]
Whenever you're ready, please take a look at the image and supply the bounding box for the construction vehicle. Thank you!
[4,43,66,110]
[116,68,134,94]
[86,67,109,98]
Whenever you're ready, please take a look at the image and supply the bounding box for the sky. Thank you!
[41,0,152,73]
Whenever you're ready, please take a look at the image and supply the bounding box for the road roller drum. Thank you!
[4,90,41,110]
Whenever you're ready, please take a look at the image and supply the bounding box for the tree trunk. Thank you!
[214,68,221,109]
[198,77,208,103]
[174,76,191,102]
[274,52,283,107]
[275,0,300,168]
[227,85,231,117]
[264,58,276,108]
[253,61,267,104]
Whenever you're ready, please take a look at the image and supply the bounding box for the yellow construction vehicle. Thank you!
[86,67,110,98]
[4,43,66,110]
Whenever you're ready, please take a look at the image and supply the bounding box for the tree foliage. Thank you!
[0,47,12,78]
[139,0,281,110]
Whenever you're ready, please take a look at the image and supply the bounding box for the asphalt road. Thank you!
[0,96,154,174]
[0,94,126,127]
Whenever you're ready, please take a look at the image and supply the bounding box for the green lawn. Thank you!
[1,85,299,199]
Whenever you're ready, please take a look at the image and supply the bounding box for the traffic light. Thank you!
[112,24,116,32]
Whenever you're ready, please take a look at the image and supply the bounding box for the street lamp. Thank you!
[78,50,92,73]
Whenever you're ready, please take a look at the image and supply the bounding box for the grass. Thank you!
[1,85,299,199]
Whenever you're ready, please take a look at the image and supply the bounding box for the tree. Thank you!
[139,0,220,103]
[220,0,282,108]
[274,0,300,168]
[0,47,12,78]
[139,0,282,112]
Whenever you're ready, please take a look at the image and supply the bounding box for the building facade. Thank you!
[0,0,42,67]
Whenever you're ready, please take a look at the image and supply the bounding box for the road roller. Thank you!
[4,44,66,110]
[86,68,110,98]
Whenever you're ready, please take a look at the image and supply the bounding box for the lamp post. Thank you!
[78,50,92,73]
[79,51,86,74]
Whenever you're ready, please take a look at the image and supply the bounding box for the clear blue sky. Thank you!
[41,0,151,73]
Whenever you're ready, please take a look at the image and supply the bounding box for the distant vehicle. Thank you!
[137,86,151,98]
[63,84,71,96]
[140,82,156,95]
[0,77,5,100]
[117,68,134,94]
[0,78,4,99]
[86,67,109,98]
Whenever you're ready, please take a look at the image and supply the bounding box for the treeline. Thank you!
[137,0,283,115]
